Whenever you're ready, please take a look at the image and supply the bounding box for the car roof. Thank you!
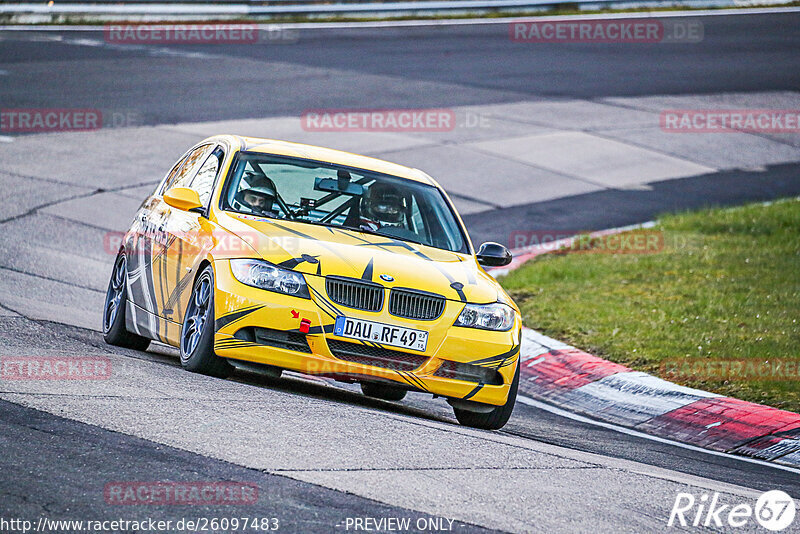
[225,135,437,186]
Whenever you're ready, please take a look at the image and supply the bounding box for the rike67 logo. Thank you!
[668,490,796,531]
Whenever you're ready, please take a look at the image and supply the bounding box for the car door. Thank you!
[125,149,194,340]
[160,145,225,341]
[139,144,215,338]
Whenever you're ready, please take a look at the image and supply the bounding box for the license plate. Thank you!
[334,316,428,352]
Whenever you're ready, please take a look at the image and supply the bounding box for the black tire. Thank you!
[361,382,408,401]
[103,252,151,351]
[454,361,519,430]
[180,266,232,378]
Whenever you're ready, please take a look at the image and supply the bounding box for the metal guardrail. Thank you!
[0,0,780,17]
[0,0,709,16]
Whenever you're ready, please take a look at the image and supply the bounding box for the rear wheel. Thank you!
[103,252,151,351]
[180,266,232,378]
[453,362,519,430]
[361,382,407,401]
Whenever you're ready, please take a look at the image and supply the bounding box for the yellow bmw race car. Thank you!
[103,135,521,429]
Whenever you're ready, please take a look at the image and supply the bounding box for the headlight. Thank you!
[230,259,310,299]
[454,303,515,331]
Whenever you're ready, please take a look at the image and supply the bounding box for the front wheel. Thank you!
[453,362,519,430]
[180,266,232,378]
[103,252,151,351]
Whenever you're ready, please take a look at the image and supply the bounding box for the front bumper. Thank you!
[211,260,521,406]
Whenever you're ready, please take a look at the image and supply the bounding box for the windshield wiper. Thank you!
[344,225,428,247]
[290,219,428,248]
[290,219,359,234]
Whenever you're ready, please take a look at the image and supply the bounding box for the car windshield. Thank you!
[222,152,468,253]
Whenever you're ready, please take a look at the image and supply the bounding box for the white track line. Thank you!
[517,395,800,475]
[0,6,798,31]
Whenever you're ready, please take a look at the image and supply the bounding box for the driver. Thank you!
[360,182,406,231]
[233,179,278,217]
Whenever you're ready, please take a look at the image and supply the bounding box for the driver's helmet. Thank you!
[234,182,277,216]
[362,183,405,225]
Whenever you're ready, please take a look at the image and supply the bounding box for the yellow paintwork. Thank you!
[122,135,520,406]
[163,186,203,211]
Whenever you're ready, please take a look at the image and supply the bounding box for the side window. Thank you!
[190,147,224,207]
[160,144,213,194]
[158,154,190,196]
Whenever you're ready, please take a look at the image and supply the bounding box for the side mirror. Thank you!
[476,242,512,267]
[164,187,203,212]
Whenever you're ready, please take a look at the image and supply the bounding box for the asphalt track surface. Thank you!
[2,12,800,121]
[1,10,800,533]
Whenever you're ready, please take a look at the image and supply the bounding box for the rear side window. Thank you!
[160,144,213,195]
[158,154,189,196]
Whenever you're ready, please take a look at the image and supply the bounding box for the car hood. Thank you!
[218,213,500,303]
